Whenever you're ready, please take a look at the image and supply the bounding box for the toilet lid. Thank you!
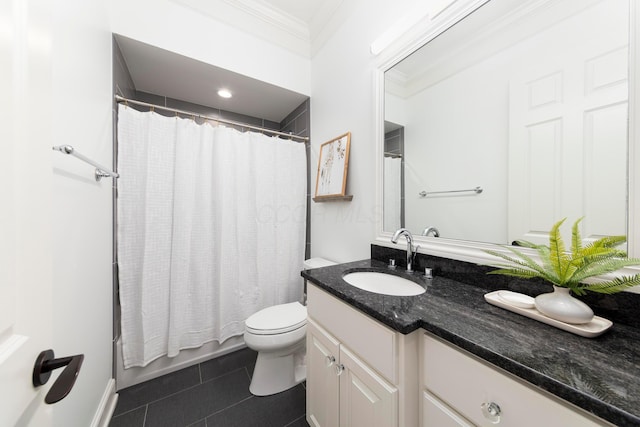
[245,302,307,335]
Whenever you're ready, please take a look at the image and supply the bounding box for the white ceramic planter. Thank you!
[534,286,594,324]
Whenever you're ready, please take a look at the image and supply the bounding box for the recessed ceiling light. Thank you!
[217,89,232,99]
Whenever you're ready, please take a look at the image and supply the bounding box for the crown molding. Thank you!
[222,0,309,40]
[171,0,311,57]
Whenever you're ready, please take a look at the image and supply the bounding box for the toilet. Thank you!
[244,257,335,396]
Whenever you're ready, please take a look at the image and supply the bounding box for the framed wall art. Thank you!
[314,132,351,200]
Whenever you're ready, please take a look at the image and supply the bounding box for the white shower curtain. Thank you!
[117,105,307,368]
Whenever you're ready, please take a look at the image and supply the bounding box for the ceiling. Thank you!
[116,36,309,123]
[116,0,342,123]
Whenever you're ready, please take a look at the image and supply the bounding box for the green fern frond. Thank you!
[512,240,555,270]
[568,252,624,272]
[548,218,569,280]
[571,217,584,257]
[574,275,640,295]
[485,248,551,279]
[570,258,640,283]
[589,235,627,250]
[483,218,640,295]
[573,246,624,261]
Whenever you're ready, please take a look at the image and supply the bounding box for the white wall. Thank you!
[309,0,424,262]
[50,0,114,426]
[403,53,511,243]
[110,0,311,97]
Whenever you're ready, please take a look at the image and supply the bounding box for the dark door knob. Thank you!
[32,349,84,404]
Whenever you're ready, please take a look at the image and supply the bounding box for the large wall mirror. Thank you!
[377,0,640,273]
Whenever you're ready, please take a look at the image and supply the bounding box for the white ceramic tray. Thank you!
[484,290,612,338]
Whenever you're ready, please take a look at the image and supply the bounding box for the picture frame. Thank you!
[314,132,351,199]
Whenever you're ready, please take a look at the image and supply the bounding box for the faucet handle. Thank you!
[424,267,433,279]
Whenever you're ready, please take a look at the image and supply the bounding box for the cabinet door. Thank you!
[422,390,473,427]
[307,320,340,427]
[339,346,398,427]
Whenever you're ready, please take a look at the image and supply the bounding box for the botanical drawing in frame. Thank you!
[314,132,351,199]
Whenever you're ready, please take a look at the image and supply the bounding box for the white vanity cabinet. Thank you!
[420,333,612,427]
[306,283,419,427]
[307,319,398,427]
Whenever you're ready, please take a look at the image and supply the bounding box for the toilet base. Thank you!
[249,348,306,396]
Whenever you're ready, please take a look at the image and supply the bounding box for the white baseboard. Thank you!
[90,378,118,427]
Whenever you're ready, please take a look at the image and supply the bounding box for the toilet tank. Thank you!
[302,258,336,304]
[303,257,336,269]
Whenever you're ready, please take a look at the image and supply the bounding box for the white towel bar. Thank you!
[418,186,482,197]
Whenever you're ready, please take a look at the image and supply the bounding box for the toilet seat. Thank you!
[245,302,307,335]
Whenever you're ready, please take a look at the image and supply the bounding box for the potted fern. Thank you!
[485,218,640,324]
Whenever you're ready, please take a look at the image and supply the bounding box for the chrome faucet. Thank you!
[422,226,440,237]
[391,228,418,272]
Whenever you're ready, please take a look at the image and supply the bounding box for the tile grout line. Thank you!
[110,404,148,419]
[186,418,207,427]
[140,366,248,409]
[142,404,148,427]
[202,365,249,385]
[205,395,255,420]
[283,414,307,427]
[198,363,203,384]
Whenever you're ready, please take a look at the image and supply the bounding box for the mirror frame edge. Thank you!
[629,0,640,260]
[374,0,640,289]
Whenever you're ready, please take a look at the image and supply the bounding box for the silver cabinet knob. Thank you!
[335,363,345,376]
[481,401,501,424]
[325,355,335,367]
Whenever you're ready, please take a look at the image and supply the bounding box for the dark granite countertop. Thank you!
[302,258,640,427]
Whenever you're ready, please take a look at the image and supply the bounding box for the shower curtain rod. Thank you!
[115,95,309,142]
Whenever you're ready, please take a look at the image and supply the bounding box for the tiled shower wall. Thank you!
[384,127,404,228]
[280,99,311,260]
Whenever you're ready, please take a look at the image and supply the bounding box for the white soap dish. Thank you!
[496,290,535,308]
[484,290,612,338]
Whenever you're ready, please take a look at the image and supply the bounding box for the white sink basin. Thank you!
[342,271,426,296]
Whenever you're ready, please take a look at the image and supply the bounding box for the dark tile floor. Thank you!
[109,348,309,427]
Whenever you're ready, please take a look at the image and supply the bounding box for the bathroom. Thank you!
[3,0,639,426]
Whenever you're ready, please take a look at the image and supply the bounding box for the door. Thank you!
[339,346,398,427]
[307,320,340,427]
[0,0,54,425]
[508,1,628,245]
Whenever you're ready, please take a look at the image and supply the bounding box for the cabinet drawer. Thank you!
[422,334,609,427]
[308,284,397,383]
